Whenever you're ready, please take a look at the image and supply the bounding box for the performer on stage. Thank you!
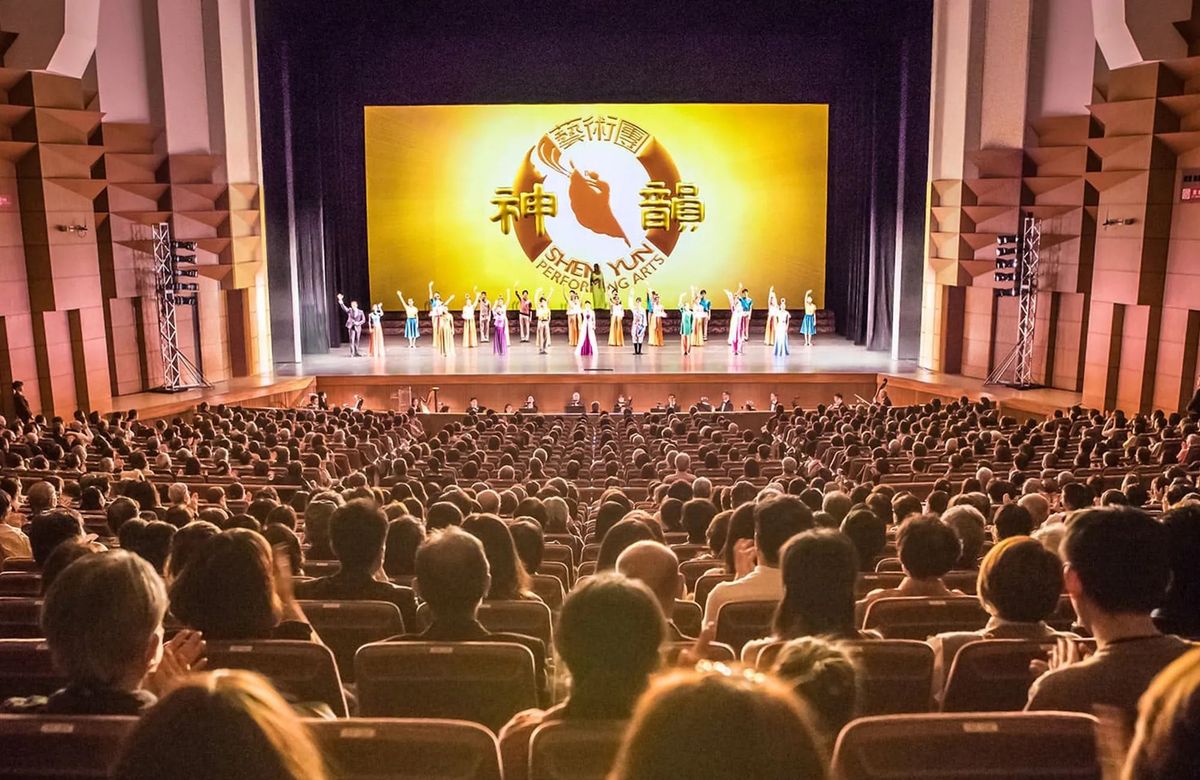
[648,291,665,347]
[723,288,745,355]
[678,292,695,356]
[576,299,598,357]
[566,290,582,347]
[772,297,791,357]
[477,291,490,343]
[397,290,419,349]
[335,293,365,357]
[535,287,553,354]
[764,286,778,345]
[800,289,817,346]
[690,291,706,348]
[433,291,456,357]
[461,289,479,349]
[629,291,647,355]
[608,289,625,347]
[737,285,753,343]
[699,289,712,341]
[589,263,607,311]
[517,288,532,343]
[492,289,511,356]
[368,302,386,358]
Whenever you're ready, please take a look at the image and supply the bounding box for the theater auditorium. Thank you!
[0,0,1198,778]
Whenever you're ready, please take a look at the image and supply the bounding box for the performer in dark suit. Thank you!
[718,391,734,412]
[336,293,366,357]
[10,381,31,422]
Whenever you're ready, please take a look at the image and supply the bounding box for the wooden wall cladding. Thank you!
[924,54,1200,412]
[0,67,267,420]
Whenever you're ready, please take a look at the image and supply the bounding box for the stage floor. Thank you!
[277,336,918,377]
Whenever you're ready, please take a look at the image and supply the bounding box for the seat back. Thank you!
[679,559,721,590]
[205,640,347,716]
[0,574,41,598]
[0,559,36,573]
[943,570,979,595]
[0,599,42,639]
[942,639,1053,712]
[307,718,501,780]
[298,600,404,682]
[757,637,934,715]
[530,575,565,611]
[671,600,702,638]
[416,600,554,650]
[0,714,136,778]
[855,573,902,599]
[663,641,736,665]
[529,720,627,780]
[714,601,777,651]
[861,597,989,639]
[832,712,1101,779]
[693,572,734,607]
[0,640,63,700]
[355,641,537,732]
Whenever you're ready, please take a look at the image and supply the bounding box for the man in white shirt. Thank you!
[0,489,30,563]
[704,495,814,623]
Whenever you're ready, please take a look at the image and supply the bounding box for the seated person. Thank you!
[696,396,714,413]
[111,669,324,780]
[743,529,876,664]
[613,394,633,413]
[928,536,1074,693]
[499,574,664,780]
[607,667,826,780]
[663,393,680,414]
[2,550,203,714]
[769,636,859,750]
[1027,507,1193,723]
[705,495,814,623]
[564,392,585,413]
[717,391,734,412]
[521,395,538,413]
[171,528,317,641]
[386,527,549,702]
[860,514,964,607]
[616,541,688,639]
[1120,646,1200,779]
[295,499,417,627]
[28,509,86,569]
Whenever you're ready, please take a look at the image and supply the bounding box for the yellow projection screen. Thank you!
[365,104,827,310]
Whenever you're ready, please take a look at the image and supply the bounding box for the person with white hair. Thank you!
[1017,493,1051,528]
[616,541,688,639]
[692,477,712,500]
[664,452,695,485]
[167,483,190,507]
[975,466,994,486]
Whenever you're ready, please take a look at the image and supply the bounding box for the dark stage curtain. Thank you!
[257,1,932,354]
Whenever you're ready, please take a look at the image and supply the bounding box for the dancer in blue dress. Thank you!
[397,290,420,349]
[772,298,791,357]
[799,289,817,346]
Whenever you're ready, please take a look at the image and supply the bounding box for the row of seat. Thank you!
[0,710,1103,779]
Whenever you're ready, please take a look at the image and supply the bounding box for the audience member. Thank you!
[861,514,963,605]
[616,541,687,638]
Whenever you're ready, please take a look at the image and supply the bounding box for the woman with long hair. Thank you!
[742,529,867,664]
[461,289,479,349]
[462,513,537,601]
[367,303,386,358]
[609,288,625,347]
[566,289,582,346]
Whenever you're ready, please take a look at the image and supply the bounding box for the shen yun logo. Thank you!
[490,114,706,295]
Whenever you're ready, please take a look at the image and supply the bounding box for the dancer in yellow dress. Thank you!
[608,288,625,347]
[764,286,778,345]
[461,288,479,349]
[566,290,582,347]
[648,290,665,347]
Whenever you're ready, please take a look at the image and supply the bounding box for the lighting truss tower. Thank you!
[986,214,1042,390]
[152,222,210,392]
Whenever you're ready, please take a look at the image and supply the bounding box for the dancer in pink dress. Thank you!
[576,300,598,357]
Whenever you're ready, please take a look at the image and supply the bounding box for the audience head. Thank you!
[170,529,282,640]
[414,527,489,619]
[770,637,858,745]
[1062,507,1170,627]
[382,516,424,578]
[329,499,387,572]
[976,536,1063,623]
[774,529,859,639]
[615,540,683,616]
[29,508,86,567]
[897,514,961,580]
[597,518,658,571]
[840,508,887,571]
[462,513,532,600]
[753,495,815,567]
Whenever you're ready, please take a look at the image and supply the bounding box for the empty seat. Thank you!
[713,601,777,652]
[529,720,627,780]
[942,639,1053,712]
[298,600,404,682]
[204,640,347,717]
[0,640,63,701]
[0,714,137,778]
[355,641,537,732]
[692,572,734,608]
[0,599,42,639]
[861,597,989,640]
[0,574,40,598]
[308,718,501,780]
[679,559,721,590]
[832,712,1101,779]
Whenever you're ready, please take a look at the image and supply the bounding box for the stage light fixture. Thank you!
[994,272,1015,283]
